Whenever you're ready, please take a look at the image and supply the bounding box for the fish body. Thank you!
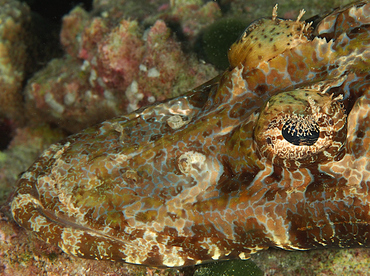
[11,1,370,267]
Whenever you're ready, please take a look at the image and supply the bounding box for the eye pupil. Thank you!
[282,118,320,146]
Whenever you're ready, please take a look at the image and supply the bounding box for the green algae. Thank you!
[45,252,59,262]
[201,17,247,70]
[194,260,263,276]
[0,151,7,162]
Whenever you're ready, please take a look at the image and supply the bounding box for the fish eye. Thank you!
[254,89,347,169]
[281,116,320,146]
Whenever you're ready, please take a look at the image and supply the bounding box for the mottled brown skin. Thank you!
[10,1,370,268]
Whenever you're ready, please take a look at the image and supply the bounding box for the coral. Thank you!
[92,0,168,22]
[25,5,218,132]
[0,0,31,120]
[164,0,222,45]
[60,6,90,58]
[133,20,217,104]
[224,0,355,20]
[24,55,122,133]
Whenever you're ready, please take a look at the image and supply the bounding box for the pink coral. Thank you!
[96,20,145,89]
[25,5,218,132]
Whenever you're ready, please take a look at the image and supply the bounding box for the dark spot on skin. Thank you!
[357,130,365,138]
[209,145,216,152]
[270,38,273,42]
[264,35,267,38]
[258,43,262,48]
[272,165,283,181]
[202,129,213,137]
[334,147,346,161]
[270,27,276,32]
[150,134,162,142]
[267,137,272,145]
[328,64,339,71]
[258,55,262,60]
[264,187,284,201]
[287,43,290,46]
[316,115,324,124]
[255,84,268,94]
[347,26,368,39]
[147,117,157,123]
[273,44,277,51]
[349,27,363,34]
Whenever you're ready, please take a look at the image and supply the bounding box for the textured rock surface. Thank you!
[0,0,30,120]
[24,2,219,133]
